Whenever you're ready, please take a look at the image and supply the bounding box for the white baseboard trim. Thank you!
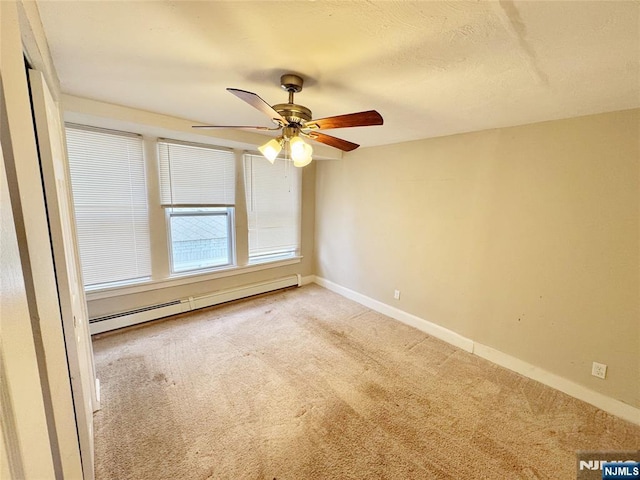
[313,276,474,353]
[94,378,101,413]
[312,276,640,426]
[472,343,640,426]
[300,275,316,286]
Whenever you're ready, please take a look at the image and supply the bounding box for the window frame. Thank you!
[165,206,236,275]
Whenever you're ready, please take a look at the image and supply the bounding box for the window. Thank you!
[158,140,236,273]
[167,207,233,272]
[65,124,303,294]
[244,154,301,262]
[65,125,151,287]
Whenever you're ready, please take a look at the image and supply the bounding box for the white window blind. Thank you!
[244,154,301,260]
[158,140,235,206]
[65,125,151,287]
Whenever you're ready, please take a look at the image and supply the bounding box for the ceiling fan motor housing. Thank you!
[273,103,312,126]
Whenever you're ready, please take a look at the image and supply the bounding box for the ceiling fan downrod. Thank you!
[280,73,304,104]
[273,74,312,126]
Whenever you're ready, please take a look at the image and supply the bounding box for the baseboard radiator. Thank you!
[89,274,301,335]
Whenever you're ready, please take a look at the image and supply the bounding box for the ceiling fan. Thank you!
[193,74,383,167]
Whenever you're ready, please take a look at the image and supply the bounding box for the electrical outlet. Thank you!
[394,289,401,300]
[592,362,607,379]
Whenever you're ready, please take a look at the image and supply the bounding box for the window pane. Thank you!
[169,209,231,272]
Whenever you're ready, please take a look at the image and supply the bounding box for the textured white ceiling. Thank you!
[37,1,640,149]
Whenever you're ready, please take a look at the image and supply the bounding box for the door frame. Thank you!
[1,1,94,478]
[30,68,96,480]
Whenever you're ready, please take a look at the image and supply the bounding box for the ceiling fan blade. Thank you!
[304,110,383,130]
[227,88,288,125]
[192,125,275,130]
[306,132,359,152]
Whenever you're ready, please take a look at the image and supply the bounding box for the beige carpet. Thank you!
[92,284,639,479]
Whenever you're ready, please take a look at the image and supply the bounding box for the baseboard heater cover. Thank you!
[89,274,300,335]
[89,300,182,323]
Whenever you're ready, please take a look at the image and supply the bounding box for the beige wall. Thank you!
[315,109,639,408]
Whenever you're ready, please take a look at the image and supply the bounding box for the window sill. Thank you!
[85,256,302,301]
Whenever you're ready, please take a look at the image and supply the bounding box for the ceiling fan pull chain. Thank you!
[168,146,175,209]
[249,155,255,213]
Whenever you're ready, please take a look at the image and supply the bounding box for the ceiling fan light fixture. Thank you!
[290,136,313,167]
[258,137,283,163]
[293,155,313,168]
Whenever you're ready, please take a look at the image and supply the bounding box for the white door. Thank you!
[29,69,96,480]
